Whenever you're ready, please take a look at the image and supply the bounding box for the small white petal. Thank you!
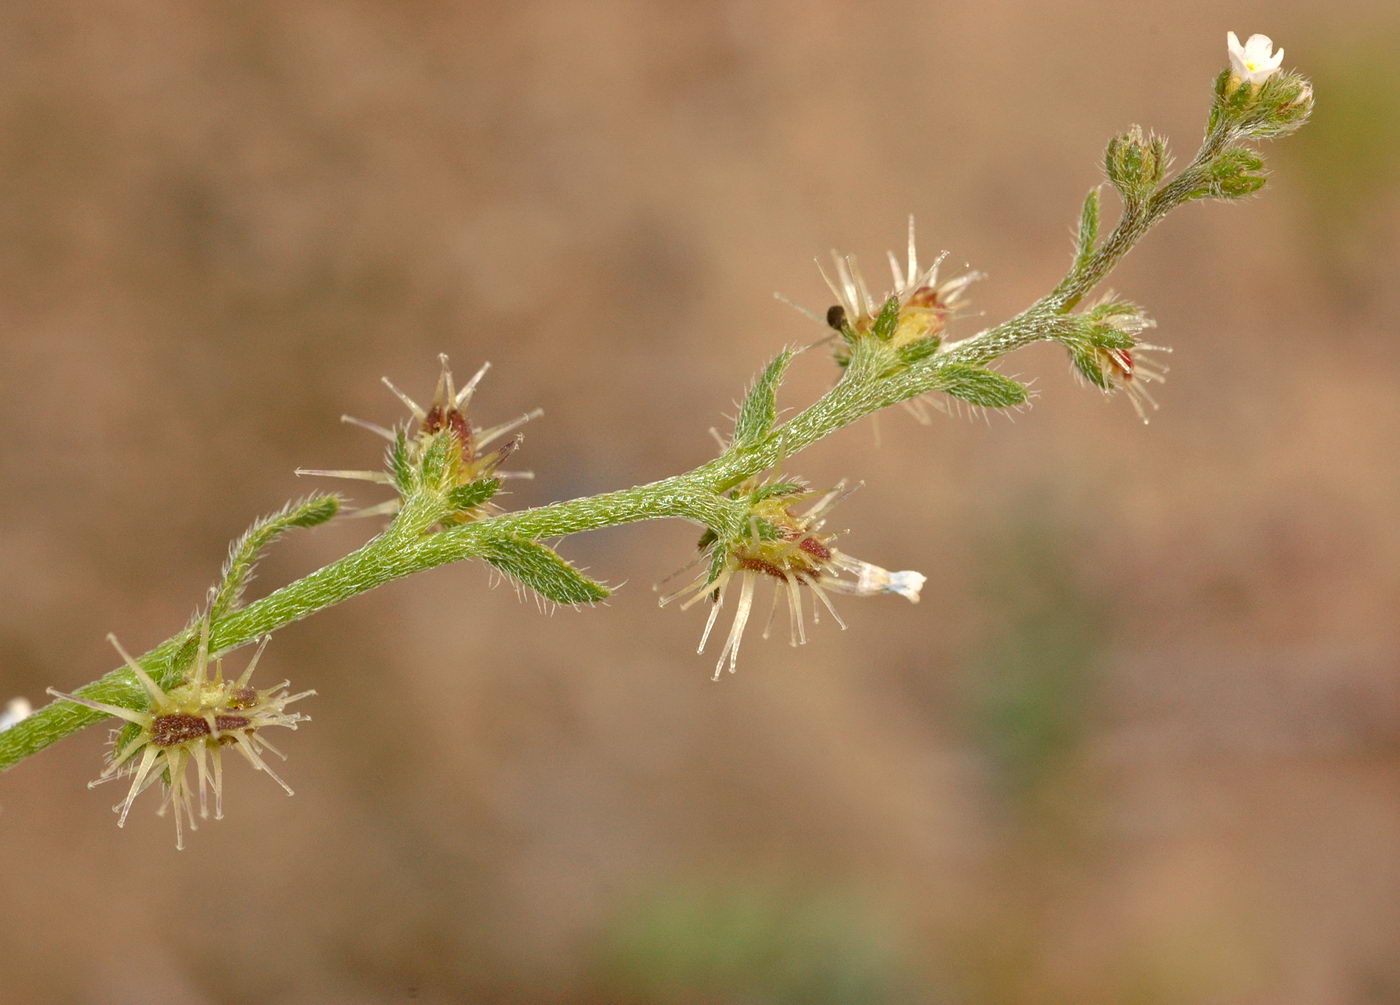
[1227,30,1283,84]
[1244,34,1274,56]
[884,570,927,603]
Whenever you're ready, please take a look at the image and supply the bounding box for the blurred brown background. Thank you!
[2,1,1397,1002]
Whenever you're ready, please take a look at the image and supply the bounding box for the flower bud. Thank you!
[1105,126,1169,206]
[1203,148,1268,199]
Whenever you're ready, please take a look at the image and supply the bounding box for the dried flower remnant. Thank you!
[1227,31,1284,87]
[1094,342,1171,422]
[810,218,984,422]
[1070,301,1171,422]
[298,354,540,522]
[660,480,926,679]
[818,217,982,351]
[48,622,312,849]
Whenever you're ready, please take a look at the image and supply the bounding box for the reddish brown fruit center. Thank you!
[738,557,788,580]
[422,406,475,460]
[151,713,252,747]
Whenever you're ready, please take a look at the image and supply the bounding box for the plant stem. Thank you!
[0,114,1235,772]
[0,322,1020,770]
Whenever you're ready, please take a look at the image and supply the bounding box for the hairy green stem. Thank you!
[0,94,1286,771]
[0,319,1036,770]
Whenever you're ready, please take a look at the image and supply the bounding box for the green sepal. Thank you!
[746,481,804,503]
[1207,78,1226,134]
[480,535,610,605]
[870,296,901,341]
[1212,148,1265,176]
[1222,72,1256,117]
[934,364,1030,408]
[1250,75,1313,138]
[418,432,453,490]
[113,720,144,755]
[210,493,342,621]
[753,519,783,541]
[389,429,413,493]
[1074,187,1100,270]
[1105,126,1166,208]
[1184,148,1269,201]
[703,542,729,588]
[1086,300,1140,322]
[1068,345,1110,389]
[166,628,202,682]
[1087,324,1135,351]
[1218,174,1267,198]
[732,348,793,449]
[446,478,500,514]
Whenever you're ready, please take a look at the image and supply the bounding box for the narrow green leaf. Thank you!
[935,364,1029,408]
[446,478,500,514]
[731,348,793,449]
[285,495,340,528]
[210,494,341,620]
[481,535,610,605]
[896,336,941,366]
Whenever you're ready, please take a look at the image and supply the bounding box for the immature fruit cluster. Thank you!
[50,621,311,849]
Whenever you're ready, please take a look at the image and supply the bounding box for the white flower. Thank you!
[1227,32,1284,86]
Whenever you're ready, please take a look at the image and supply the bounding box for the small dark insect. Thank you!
[825,305,847,331]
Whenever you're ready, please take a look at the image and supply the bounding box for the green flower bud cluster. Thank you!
[1106,126,1170,208]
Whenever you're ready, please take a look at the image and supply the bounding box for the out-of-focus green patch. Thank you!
[1289,30,1400,293]
[944,899,1274,1005]
[962,513,1106,815]
[591,879,924,1004]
